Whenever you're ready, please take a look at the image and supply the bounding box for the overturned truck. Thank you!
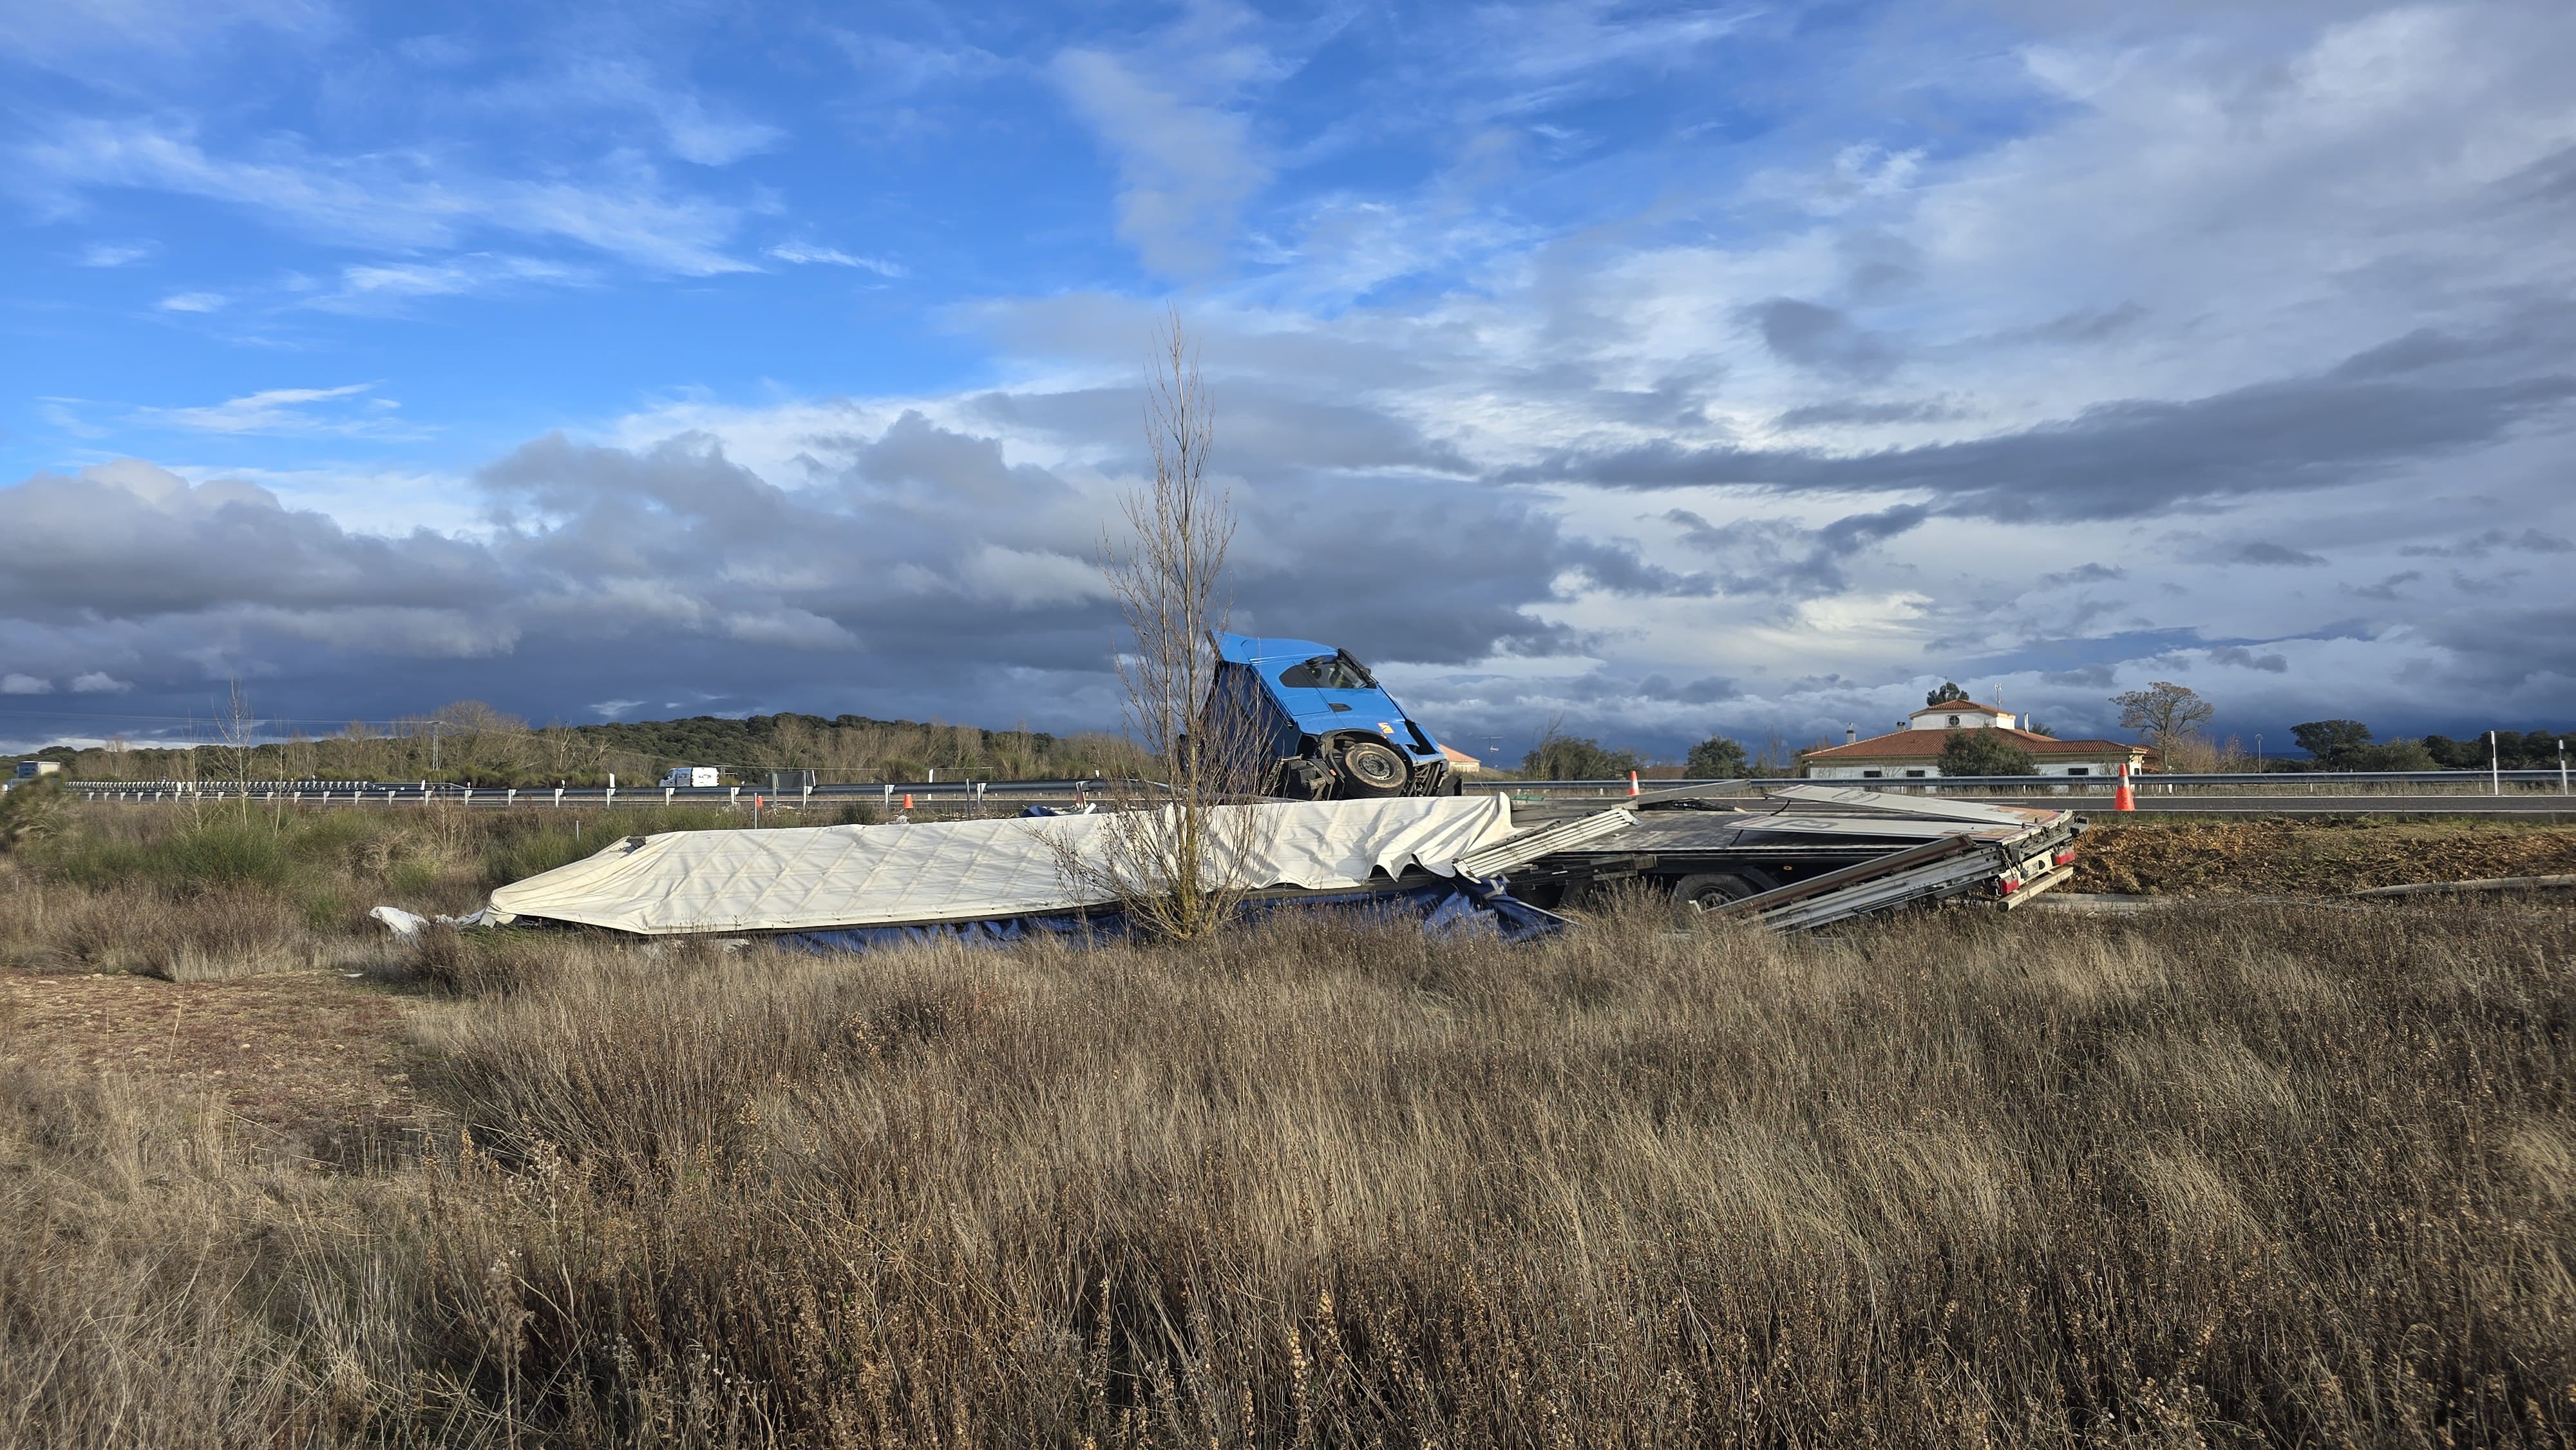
[1202,634,1464,800]
[406,785,2081,953]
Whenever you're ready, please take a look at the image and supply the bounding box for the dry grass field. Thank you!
[2,797,2571,1446]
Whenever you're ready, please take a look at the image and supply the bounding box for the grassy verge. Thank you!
[0,799,847,979]
[2074,814,2576,895]
[3,876,2571,1444]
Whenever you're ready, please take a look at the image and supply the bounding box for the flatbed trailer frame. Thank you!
[1500,785,2088,930]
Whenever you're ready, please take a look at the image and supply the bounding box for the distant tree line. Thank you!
[1515,722,1777,781]
[9,704,1147,788]
[2286,720,2569,772]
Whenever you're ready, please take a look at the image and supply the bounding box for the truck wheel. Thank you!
[1335,740,1409,796]
[1671,871,1768,926]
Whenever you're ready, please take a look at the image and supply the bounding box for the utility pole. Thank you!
[430,719,439,772]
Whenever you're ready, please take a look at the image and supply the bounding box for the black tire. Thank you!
[1671,871,1770,926]
[1335,739,1409,796]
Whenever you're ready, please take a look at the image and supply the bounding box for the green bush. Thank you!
[1937,727,2037,777]
[1520,733,1642,781]
[1683,735,1750,777]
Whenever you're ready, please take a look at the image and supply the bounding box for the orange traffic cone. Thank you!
[902,793,914,811]
[1628,771,1640,796]
[2113,762,2136,812]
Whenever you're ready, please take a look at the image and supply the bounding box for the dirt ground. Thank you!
[0,967,429,1160]
[2071,815,2576,895]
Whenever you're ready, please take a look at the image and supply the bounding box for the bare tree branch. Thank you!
[1048,308,1269,941]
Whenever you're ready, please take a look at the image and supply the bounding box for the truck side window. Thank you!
[1279,655,1372,690]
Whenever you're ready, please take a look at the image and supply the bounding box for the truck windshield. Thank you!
[1279,654,1374,690]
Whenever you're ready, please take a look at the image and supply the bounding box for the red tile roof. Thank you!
[1801,728,2157,762]
[1908,701,2011,717]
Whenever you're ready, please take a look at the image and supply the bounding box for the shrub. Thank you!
[1520,731,1642,780]
[1683,735,1750,777]
[1937,726,2037,776]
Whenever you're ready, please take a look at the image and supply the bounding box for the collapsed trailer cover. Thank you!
[486,795,1519,936]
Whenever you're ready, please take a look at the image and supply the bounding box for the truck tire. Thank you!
[1335,739,1409,796]
[1671,871,1770,926]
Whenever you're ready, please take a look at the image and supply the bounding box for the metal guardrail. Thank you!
[22,767,2574,805]
[39,778,1110,807]
[1462,769,2573,792]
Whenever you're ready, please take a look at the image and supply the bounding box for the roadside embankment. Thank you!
[2072,814,2576,895]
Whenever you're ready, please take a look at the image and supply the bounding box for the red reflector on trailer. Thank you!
[2054,849,2078,866]
[1998,877,2022,894]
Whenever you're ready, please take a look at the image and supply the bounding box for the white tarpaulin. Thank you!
[486,795,1517,936]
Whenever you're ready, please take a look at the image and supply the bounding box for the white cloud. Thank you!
[1053,46,1271,277]
[156,290,225,312]
[69,673,132,693]
[766,242,905,276]
[2,673,55,694]
[657,92,783,166]
[20,120,752,276]
[316,254,587,310]
[0,0,330,68]
[79,240,153,266]
[135,383,413,438]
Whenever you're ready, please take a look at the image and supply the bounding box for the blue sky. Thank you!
[3,0,2572,759]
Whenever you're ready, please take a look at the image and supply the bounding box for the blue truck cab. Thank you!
[1204,633,1458,798]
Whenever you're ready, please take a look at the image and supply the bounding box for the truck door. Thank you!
[1271,653,1356,733]
[1302,652,1399,740]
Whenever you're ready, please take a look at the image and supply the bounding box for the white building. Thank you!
[1800,699,2157,780]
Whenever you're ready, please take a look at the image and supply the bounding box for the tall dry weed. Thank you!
[1,889,2570,1445]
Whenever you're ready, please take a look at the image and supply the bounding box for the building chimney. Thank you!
[1846,726,1857,744]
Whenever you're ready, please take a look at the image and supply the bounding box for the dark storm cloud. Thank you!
[1630,673,1742,704]
[2423,605,2576,689]
[2035,562,2125,588]
[1502,334,2576,521]
[1479,362,1721,431]
[2398,527,2574,558]
[1742,298,1899,381]
[2208,646,2289,672]
[1772,398,1969,429]
[2347,571,2423,602]
[0,396,1631,742]
[2226,541,2328,567]
[1663,502,1928,600]
[0,462,503,625]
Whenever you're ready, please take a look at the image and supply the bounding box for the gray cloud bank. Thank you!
[0,393,1656,743]
[1504,329,2576,523]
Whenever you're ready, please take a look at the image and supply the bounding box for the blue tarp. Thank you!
[773,876,1564,957]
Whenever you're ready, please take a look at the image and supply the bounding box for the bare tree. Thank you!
[2111,681,2213,764]
[1055,310,1267,941]
[216,680,258,802]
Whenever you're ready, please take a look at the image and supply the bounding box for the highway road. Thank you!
[46,778,2576,819]
[1958,793,2576,818]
